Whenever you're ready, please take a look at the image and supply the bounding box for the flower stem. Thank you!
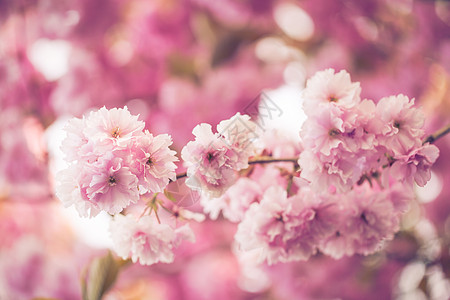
[174,157,299,180]
[176,172,187,179]
[248,157,299,165]
[423,123,450,144]
[173,124,450,183]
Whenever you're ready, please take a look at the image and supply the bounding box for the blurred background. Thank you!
[0,0,450,299]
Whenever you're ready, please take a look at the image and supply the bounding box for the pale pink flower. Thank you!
[302,68,361,114]
[300,105,345,156]
[298,149,360,193]
[84,106,145,147]
[181,123,238,198]
[201,177,262,222]
[55,164,101,218]
[235,186,324,265]
[259,128,302,158]
[216,113,259,170]
[56,152,140,217]
[385,181,415,215]
[344,99,378,152]
[131,131,178,194]
[346,189,400,256]
[375,94,425,155]
[57,107,180,217]
[110,214,195,265]
[319,184,400,258]
[60,114,117,164]
[60,117,90,163]
[390,143,439,187]
[296,188,341,239]
[85,154,139,215]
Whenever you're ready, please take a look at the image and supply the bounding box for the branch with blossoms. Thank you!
[56,69,448,268]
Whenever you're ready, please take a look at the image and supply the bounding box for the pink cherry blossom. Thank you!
[181,123,238,199]
[110,214,195,265]
[60,117,90,163]
[259,128,303,158]
[298,149,360,193]
[130,131,178,194]
[375,94,425,155]
[85,154,139,215]
[302,68,361,114]
[57,107,178,217]
[201,177,262,222]
[235,186,331,265]
[390,143,440,187]
[55,164,101,218]
[216,112,259,170]
[319,184,401,258]
[56,153,140,217]
[84,106,145,147]
[300,105,345,156]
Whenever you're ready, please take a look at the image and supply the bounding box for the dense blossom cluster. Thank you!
[56,107,178,217]
[199,69,439,264]
[55,69,441,268]
[3,0,450,298]
[298,69,439,193]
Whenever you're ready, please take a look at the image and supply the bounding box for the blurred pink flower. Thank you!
[201,177,262,222]
[110,214,195,265]
[302,68,361,114]
[319,184,402,258]
[235,186,320,265]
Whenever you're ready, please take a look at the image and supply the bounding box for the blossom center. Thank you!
[328,128,340,137]
[360,212,369,224]
[328,95,338,102]
[393,121,401,129]
[111,127,120,138]
[206,152,214,162]
[108,176,117,186]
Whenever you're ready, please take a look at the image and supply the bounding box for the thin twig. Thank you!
[248,157,299,165]
[173,123,450,181]
[174,157,298,180]
[176,172,187,179]
[423,123,450,144]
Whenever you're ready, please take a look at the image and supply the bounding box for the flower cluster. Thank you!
[55,69,442,268]
[56,107,178,217]
[181,113,259,198]
[298,69,439,192]
[231,69,439,265]
[234,182,413,264]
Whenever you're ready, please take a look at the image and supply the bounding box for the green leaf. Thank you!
[82,251,120,300]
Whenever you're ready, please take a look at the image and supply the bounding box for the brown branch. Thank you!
[173,124,450,181]
[248,157,299,165]
[176,172,187,179]
[174,157,299,180]
[423,123,450,145]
